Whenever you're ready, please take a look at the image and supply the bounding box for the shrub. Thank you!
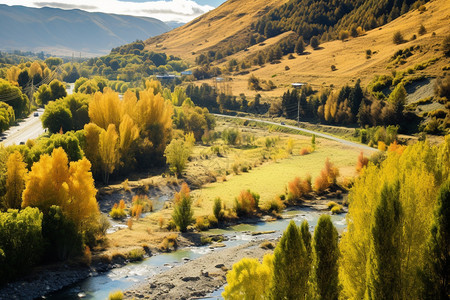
[172,183,194,232]
[213,197,224,221]
[108,290,124,300]
[314,158,340,193]
[378,141,387,151]
[339,30,349,41]
[263,197,285,213]
[164,138,193,177]
[418,24,427,36]
[208,215,219,227]
[331,205,344,214]
[234,190,260,217]
[260,241,275,249]
[393,31,404,44]
[327,201,338,209]
[158,233,178,251]
[287,177,312,203]
[81,246,92,266]
[131,195,153,218]
[110,200,127,219]
[122,179,130,192]
[331,65,337,71]
[222,128,241,145]
[127,218,133,230]
[300,147,312,155]
[158,216,165,228]
[356,151,369,173]
[127,248,145,262]
[195,216,210,231]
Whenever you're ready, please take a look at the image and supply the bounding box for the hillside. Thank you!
[144,0,287,62]
[197,0,450,98]
[0,5,171,56]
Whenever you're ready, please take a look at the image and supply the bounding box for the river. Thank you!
[48,206,346,300]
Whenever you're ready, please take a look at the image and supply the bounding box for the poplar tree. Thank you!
[420,179,450,299]
[313,215,340,300]
[271,220,309,299]
[4,151,27,209]
[365,182,402,300]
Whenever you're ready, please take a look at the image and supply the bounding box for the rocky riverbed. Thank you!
[124,240,273,300]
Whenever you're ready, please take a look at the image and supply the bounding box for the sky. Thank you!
[0,0,227,22]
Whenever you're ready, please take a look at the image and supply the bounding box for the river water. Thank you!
[48,207,346,300]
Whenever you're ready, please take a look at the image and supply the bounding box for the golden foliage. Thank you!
[339,140,449,299]
[314,158,339,192]
[22,148,99,231]
[4,151,27,209]
[355,151,369,173]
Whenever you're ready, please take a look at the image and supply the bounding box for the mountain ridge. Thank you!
[0,4,171,57]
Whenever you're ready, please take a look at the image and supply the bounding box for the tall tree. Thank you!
[98,124,119,184]
[4,151,27,209]
[420,179,450,299]
[313,215,340,300]
[365,182,402,300]
[271,220,309,299]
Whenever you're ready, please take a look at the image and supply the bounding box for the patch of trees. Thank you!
[0,148,103,282]
[253,0,428,46]
[0,78,30,122]
[223,139,450,299]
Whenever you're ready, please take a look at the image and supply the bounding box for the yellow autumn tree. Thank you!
[223,254,273,299]
[4,151,27,209]
[339,139,449,299]
[83,122,103,176]
[88,88,123,130]
[98,124,119,184]
[22,147,99,231]
[6,66,21,85]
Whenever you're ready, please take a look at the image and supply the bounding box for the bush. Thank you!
[110,200,127,219]
[172,183,194,232]
[314,158,339,193]
[331,205,344,214]
[339,30,349,41]
[234,190,260,217]
[108,290,124,300]
[158,233,178,251]
[331,65,337,71]
[418,24,427,35]
[300,147,312,155]
[222,128,241,145]
[327,201,338,209]
[263,197,285,214]
[127,248,145,262]
[287,177,312,203]
[393,31,404,44]
[195,216,210,231]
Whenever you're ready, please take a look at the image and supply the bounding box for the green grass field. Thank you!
[191,137,368,216]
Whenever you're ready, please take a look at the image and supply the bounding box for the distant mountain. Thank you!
[165,21,186,29]
[0,5,171,56]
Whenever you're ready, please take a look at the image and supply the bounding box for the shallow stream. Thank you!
[48,207,346,299]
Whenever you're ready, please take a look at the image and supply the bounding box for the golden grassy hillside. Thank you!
[195,0,450,99]
[144,0,287,61]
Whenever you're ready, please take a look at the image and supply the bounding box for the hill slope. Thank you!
[196,0,450,98]
[0,5,171,56]
[144,0,287,62]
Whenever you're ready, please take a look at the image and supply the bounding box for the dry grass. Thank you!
[185,0,450,98]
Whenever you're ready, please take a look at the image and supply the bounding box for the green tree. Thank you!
[295,37,305,55]
[365,182,402,300]
[313,215,339,300]
[0,78,30,118]
[420,179,450,299]
[164,138,193,177]
[172,183,194,232]
[393,31,404,44]
[213,197,224,221]
[310,36,320,49]
[271,220,309,299]
[49,79,67,101]
[41,100,73,133]
[389,83,406,122]
[0,207,43,281]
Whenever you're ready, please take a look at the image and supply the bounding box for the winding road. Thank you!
[213,113,377,152]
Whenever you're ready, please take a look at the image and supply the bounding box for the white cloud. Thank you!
[0,0,214,22]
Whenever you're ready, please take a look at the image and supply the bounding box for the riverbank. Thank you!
[124,240,273,300]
